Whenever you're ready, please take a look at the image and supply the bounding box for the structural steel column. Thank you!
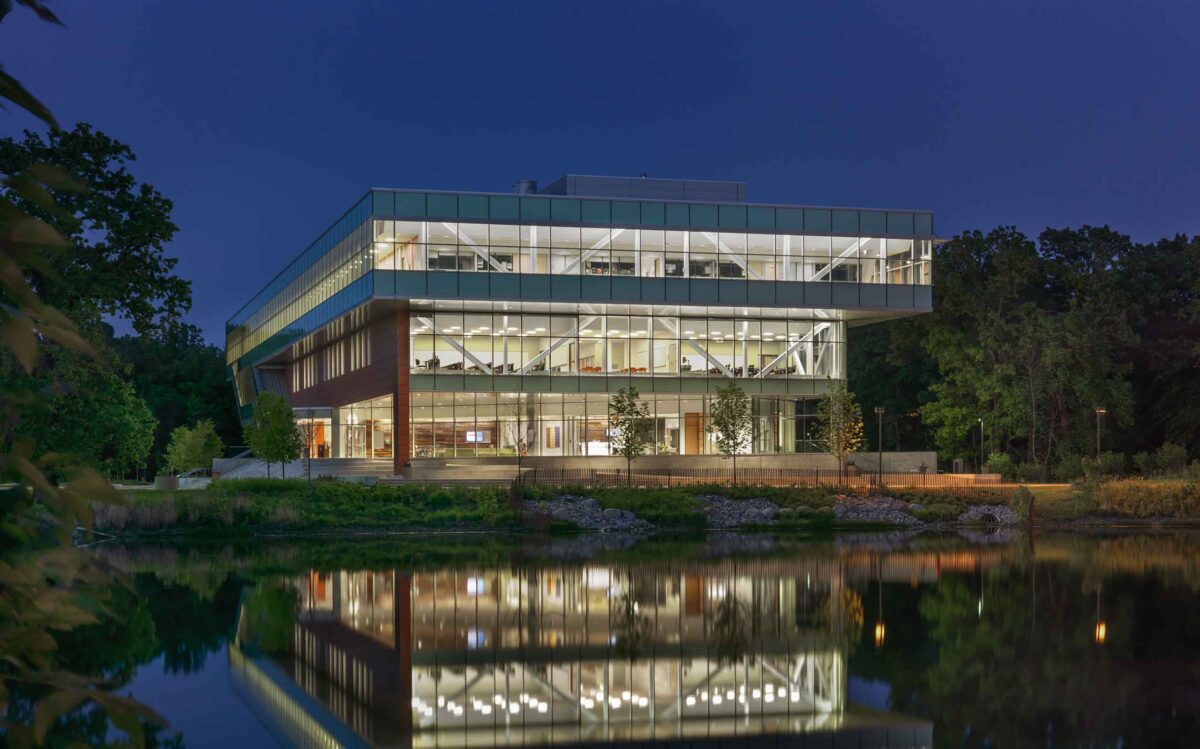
[394,309,410,475]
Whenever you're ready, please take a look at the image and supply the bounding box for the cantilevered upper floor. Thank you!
[226,177,935,373]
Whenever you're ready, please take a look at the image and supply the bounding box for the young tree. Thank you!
[164,419,224,475]
[245,392,304,478]
[816,382,864,478]
[609,387,650,483]
[710,380,752,484]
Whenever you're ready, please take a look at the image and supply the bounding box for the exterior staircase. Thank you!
[216,457,393,480]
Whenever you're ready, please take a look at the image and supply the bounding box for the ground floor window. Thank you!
[295,397,393,460]
[294,407,333,459]
[409,392,823,459]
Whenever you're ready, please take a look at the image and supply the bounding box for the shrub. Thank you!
[1011,485,1034,522]
[1187,461,1200,482]
[1092,479,1200,518]
[912,502,959,522]
[1053,453,1084,482]
[591,488,705,528]
[693,483,838,509]
[1014,462,1042,483]
[986,452,1014,479]
[1156,443,1189,476]
[1133,451,1156,477]
[1082,451,1126,480]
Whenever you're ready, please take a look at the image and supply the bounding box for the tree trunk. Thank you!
[266,461,271,478]
[281,461,286,479]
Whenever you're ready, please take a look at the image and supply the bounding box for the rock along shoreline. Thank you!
[521,493,1019,531]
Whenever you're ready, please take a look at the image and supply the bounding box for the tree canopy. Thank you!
[164,420,224,475]
[0,123,189,334]
[861,225,1200,478]
[111,324,241,477]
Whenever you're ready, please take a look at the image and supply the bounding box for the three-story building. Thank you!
[225,175,934,476]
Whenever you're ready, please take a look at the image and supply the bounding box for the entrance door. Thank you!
[345,425,367,458]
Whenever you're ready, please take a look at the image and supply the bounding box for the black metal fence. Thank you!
[515,467,1008,492]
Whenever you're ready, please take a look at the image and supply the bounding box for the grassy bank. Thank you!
[97,479,520,535]
[89,477,1200,538]
[1087,479,1200,518]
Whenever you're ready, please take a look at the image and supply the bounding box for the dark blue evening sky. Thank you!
[3,1,1197,343]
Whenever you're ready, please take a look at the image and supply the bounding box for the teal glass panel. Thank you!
[665,203,689,227]
[640,202,665,225]
[489,196,519,220]
[776,207,804,231]
[520,197,551,221]
[804,209,831,233]
[689,204,718,227]
[860,210,886,234]
[914,213,934,235]
[371,190,394,215]
[831,210,858,234]
[459,194,489,220]
[394,192,426,218]
[580,200,611,224]
[718,205,747,229]
[887,211,915,235]
[612,201,640,225]
[550,199,581,222]
[427,193,458,217]
[747,206,775,230]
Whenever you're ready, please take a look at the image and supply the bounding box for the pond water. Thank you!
[58,531,1200,747]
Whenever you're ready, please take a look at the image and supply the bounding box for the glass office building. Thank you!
[226,176,934,473]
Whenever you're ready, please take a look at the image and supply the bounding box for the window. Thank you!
[324,342,344,380]
[350,330,371,371]
[293,355,317,391]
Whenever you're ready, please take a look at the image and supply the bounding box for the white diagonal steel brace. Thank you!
[510,663,601,722]
[701,232,763,280]
[756,323,830,378]
[560,229,627,275]
[657,665,728,720]
[415,316,491,372]
[808,238,866,282]
[442,222,509,273]
[518,315,598,374]
[659,318,734,378]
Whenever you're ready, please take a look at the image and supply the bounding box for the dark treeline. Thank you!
[851,226,1200,479]
[0,124,239,480]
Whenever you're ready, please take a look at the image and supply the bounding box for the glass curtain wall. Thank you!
[230,217,929,370]
[334,396,394,460]
[409,392,823,459]
[374,220,931,285]
[411,312,844,380]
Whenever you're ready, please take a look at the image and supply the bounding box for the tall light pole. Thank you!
[875,406,885,486]
[978,417,984,473]
[1094,407,1106,458]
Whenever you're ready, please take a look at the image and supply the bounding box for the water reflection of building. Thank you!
[230,561,933,748]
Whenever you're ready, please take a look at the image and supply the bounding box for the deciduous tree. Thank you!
[609,387,650,483]
[244,392,303,478]
[710,380,751,483]
[164,420,224,475]
[816,382,864,478]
